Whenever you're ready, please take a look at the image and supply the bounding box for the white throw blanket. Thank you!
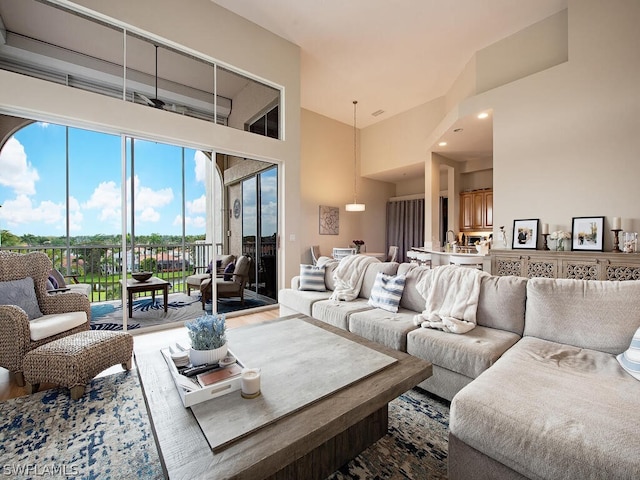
[413,265,489,334]
[329,255,379,301]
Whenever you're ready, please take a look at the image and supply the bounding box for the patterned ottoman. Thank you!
[23,330,134,400]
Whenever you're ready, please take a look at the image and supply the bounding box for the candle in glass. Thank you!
[241,368,261,398]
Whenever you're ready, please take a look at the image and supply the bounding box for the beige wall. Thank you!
[300,109,395,264]
[482,0,640,250]
[0,0,302,285]
[355,1,638,253]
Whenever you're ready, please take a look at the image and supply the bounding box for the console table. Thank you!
[491,250,640,281]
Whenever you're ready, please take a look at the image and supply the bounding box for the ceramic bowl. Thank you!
[132,271,152,282]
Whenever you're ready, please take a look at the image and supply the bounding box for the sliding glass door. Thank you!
[242,166,278,300]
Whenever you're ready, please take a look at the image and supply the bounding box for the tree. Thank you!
[140,257,157,272]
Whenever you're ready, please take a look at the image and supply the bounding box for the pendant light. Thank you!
[345,100,365,212]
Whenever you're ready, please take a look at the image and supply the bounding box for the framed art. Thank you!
[571,216,604,251]
[319,205,339,235]
[512,219,539,250]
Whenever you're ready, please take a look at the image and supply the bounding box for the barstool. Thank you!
[449,255,483,270]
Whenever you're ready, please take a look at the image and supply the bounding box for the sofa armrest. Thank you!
[290,276,301,290]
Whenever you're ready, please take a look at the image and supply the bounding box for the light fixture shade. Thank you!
[346,203,366,212]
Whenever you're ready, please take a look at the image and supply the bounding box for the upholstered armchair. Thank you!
[0,251,91,386]
[199,255,252,309]
[186,254,236,297]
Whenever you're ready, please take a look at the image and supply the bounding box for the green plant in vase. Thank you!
[185,314,228,366]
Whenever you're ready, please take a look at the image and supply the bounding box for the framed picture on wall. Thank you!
[571,216,604,251]
[319,205,339,235]
[512,219,539,250]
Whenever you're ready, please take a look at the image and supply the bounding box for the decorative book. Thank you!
[197,364,242,387]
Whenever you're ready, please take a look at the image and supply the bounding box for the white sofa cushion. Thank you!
[407,324,520,379]
[29,311,88,341]
[450,336,640,480]
[524,278,640,354]
[349,308,418,351]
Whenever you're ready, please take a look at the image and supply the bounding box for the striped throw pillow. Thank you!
[617,325,640,380]
[299,264,326,291]
[368,272,406,313]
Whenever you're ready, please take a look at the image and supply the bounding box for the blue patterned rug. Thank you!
[0,371,162,480]
[90,293,275,331]
[0,374,448,479]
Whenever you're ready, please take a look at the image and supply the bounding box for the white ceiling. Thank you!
[211,0,567,129]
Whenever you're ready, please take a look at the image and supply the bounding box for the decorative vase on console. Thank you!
[549,231,571,251]
[185,314,228,366]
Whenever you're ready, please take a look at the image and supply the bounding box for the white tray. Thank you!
[161,348,244,408]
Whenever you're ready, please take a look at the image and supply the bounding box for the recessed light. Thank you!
[477,112,489,119]
[438,141,447,147]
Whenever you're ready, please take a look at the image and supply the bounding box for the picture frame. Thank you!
[319,205,339,235]
[512,219,539,250]
[571,216,604,251]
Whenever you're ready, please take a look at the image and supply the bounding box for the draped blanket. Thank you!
[330,255,379,301]
[413,265,489,334]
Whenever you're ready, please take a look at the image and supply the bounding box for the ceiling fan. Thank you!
[137,45,166,109]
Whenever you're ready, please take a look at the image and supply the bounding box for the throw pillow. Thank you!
[617,325,640,380]
[223,262,235,281]
[0,277,44,320]
[48,274,59,290]
[298,264,326,291]
[368,272,406,313]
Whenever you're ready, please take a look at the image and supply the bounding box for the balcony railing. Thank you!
[1,243,218,303]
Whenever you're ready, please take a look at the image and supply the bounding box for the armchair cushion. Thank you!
[0,277,43,320]
[29,311,88,341]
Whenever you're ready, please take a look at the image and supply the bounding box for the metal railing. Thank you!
[1,243,218,303]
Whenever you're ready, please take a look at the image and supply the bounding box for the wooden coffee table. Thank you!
[135,315,432,479]
[122,276,169,318]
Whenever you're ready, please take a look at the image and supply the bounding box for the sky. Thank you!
[0,122,214,237]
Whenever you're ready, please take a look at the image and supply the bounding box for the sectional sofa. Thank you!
[278,258,640,479]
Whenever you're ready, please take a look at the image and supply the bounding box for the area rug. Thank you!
[0,371,163,480]
[329,388,450,480]
[0,375,449,480]
[90,292,276,331]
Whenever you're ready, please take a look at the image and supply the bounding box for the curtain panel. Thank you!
[386,198,425,263]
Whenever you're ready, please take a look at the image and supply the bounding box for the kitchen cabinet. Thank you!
[460,189,492,231]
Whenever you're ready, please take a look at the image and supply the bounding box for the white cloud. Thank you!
[131,175,174,212]
[194,151,208,183]
[187,194,206,215]
[173,214,206,229]
[139,207,160,222]
[0,137,40,195]
[82,180,121,224]
[0,194,64,228]
[38,122,50,128]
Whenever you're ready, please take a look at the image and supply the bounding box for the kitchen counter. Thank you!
[408,248,492,272]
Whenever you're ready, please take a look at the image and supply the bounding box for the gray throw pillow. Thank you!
[0,277,44,320]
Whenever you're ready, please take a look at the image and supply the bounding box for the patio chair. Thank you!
[49,268,92,297]
[0,251,91,387]
[186,254,236,297]
[199,255,253,309]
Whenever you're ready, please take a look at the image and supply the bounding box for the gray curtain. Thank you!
[386,198,425,263]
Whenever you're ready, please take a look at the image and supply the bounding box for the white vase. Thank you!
[189,343,228,366]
